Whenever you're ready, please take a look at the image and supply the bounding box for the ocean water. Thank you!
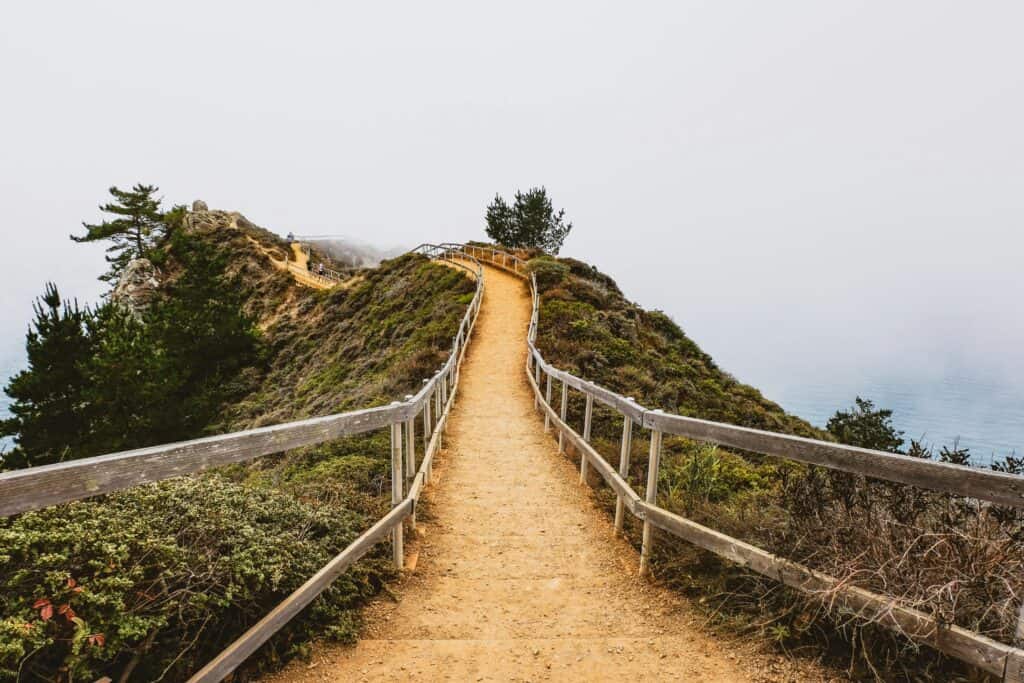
[0,352,19,454]
[769,372,1022,465]
[0,352,1019,465]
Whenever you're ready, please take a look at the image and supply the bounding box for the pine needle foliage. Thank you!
[485,187,572,254]
[71,184,165,282]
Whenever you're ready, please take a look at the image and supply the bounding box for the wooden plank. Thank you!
[638,502,1024,679]
[187,499,412,683]
[642,411,1024,509]
[0,404,398,517]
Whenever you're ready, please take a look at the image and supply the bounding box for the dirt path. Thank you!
[267,265,760,682]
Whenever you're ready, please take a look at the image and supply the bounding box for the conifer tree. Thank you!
[485,187,573,254]
[0,284,94,469]
[826,396,904,453]
[72,184,165,282]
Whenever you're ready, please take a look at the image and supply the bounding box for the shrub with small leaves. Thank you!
[0,476,391,682]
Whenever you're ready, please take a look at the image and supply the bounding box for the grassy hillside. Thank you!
[529,254,821,437]
[523,250,1022,680]
[0,213,473,682]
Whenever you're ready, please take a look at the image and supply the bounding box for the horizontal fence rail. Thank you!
[0,246,486,683]
[456,243,1024,682]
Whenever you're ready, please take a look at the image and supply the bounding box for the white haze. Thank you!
[0,2,1021,448]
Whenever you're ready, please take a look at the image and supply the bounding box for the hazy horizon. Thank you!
[2,2,1021,455]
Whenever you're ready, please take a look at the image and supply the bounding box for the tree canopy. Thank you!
[1,230,260,471]
[71,184,165,282]
[0,285,94,469]
[826,396,904,452]
[485,187,572,254]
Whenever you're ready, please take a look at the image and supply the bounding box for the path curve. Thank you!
[268,264,753,681]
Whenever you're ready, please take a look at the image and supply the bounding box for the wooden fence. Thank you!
[454,242,1024,682]
[0,246,484,683]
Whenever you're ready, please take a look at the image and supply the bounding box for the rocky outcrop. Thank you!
[192,199,209,211]
[112,258,161,317]
[184,209,237,233]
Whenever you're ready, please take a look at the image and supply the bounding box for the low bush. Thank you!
[0,476,392,682]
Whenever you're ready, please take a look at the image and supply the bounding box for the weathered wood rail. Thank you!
[451,242,1024,682]
[0,246,484,683]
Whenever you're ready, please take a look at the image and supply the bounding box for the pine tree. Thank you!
[484,187,573,254]
[0,285,94,469]
[484,194,515,246]
[72,184,165,282]
[81,302,180,453]
[938,438,972,466]
[826,396,905,453]
[144,230,260,435]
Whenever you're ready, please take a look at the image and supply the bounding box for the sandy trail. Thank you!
[267,264,753,682]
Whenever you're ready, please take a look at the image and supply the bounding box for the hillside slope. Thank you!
[522,249,1021,680]
[530,255,821,438]
[0,211,473,682]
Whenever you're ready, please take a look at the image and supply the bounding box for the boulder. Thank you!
[192,199,209,211]
[112,258,161,317]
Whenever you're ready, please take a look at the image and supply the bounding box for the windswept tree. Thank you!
[72,184,165,282]
[826,396,904,453]
[485,187,573,254]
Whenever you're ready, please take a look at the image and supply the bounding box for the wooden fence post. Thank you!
[423,380,432,440]
[580,394,593,484]
[439,375,447,448]
[404,396,416,530]
[639,422,663,576]
[404,396,415,489]
[390,415,404,570]
[534,363,542,411]
[544,372,553,432]
[558,380,568,452]
[614,404,634,534]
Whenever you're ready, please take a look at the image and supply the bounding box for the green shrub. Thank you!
[526,257,569,290]
[0,476,391,682]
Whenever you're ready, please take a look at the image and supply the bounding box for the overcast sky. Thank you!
[1,2,1021,425]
